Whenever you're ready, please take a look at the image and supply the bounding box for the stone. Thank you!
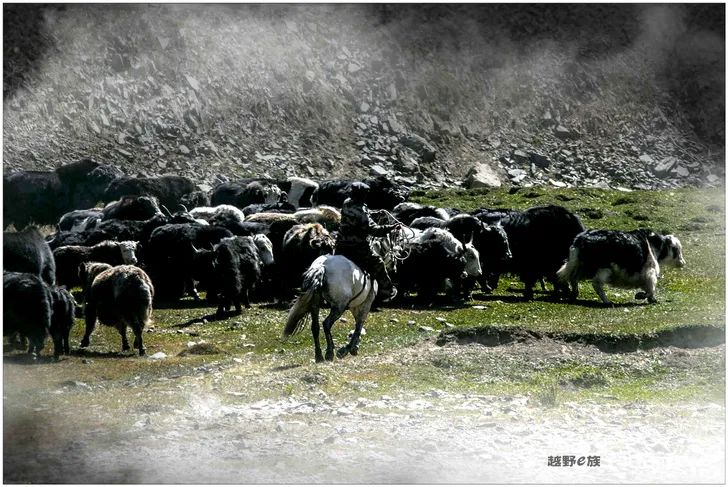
[541,110,555,126]
[553,125,575,139]
[508,168,526,178]
[179,144,191,155]
[464,163,502,189]
[707,174,720,184]
[528,152,550,169]
[433,116,461,137]
[549,179,567,188]
[652,157,676,176]
[359,102,370,113]
[675,165,690,177]
[639,154,654,164]
[369,164,388,177]
[401,134,436,162]
[512,150,529,164]
[395,155,420,174]
[418,326,434,333]
[149,352,167,360]
[387,115,404,134]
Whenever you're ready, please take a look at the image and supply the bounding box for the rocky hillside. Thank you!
[3,4,724,191]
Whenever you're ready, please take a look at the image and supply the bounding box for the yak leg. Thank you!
[51,332,63,360]
[242,288,251,309]
[638,270,659,304]
[522,277,536,301]
[322,305,346,362]
[131,323,145,356]
[80,301,97,348]
[310,306,324,363]
[63,328,71,355]
[187,278,200,301]
[592,270,613,306]
[568,279,579,302]
[119,324,130,352]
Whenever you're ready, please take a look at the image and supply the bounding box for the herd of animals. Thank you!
[3,159,686,362]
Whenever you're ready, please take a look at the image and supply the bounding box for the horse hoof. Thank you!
[349,346,358,356]
[325,352,334,362]
[315,355,325,363]
[336,346,349,359]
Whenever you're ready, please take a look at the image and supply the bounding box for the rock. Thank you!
[184,74,200,92]
[433,116,461,137]
[88,120,101,135]
[359,102,370,113]
[387,83,397,100]
[406,320,416,326]
[401,134,436,162]
[395,154,420,174]
[512,150,529,164]
[149,352,167,360]
[707,174,720,184]
[549,179,567,188]
[370,164,388,177]
[347,63,361,73]
[387,115,404,134]
[652,157,677,176]
[639,154,654,164]
[60,380,91,390]
[179,144,191,155]
[418,326,434,332]
[487,136,501,148]
[528,152,550,169]
[542,110,556,127]
[675,165,690,177]
[553,125,575,139]
[464,163,502,188]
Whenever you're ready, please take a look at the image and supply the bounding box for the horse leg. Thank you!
[310,306,324,363]
[338,289,375,358]
[322,305,346,362]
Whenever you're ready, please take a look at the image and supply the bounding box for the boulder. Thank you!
[400,134,436,162]
[464,163,502,189]
[652,157,677,177]
[512,149,530,164]
[554,125,576,139]
[528,152,551,169]
[369,164,388,177]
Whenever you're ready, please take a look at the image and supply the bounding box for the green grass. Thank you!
[4,186,725,407]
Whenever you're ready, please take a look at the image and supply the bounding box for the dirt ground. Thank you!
[3,338,725,484]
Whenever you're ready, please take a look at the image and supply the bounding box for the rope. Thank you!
[370,209,416,265]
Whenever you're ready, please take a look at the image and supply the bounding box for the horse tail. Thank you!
[283,256,326,337]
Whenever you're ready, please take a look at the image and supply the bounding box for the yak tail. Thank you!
[556,247,580,284]
[129,278,154,328]
[282,256,326,337]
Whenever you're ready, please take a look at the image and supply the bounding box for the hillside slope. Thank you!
[3,4,724,190]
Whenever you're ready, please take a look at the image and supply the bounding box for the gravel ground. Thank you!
[4,340,725,484]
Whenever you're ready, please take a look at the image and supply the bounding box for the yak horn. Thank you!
[161,204,172,217]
